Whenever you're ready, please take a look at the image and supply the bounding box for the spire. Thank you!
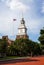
[16,16,28,39]
[21,12,24,21]
[22,11,24,18]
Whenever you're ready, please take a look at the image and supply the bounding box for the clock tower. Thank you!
[16,18,28,39]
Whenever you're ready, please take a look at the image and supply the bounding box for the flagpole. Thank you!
[12,19,16,38]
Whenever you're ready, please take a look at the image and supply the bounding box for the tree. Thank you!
[38,28,44,45]
[38,27,44,54]
[38,34,44,45]
[0,39,8,57]
[33,42,42,56]
[40,29,44,35]
[14,38,28,56]
[14,38,40,56]
[7,44,16,56]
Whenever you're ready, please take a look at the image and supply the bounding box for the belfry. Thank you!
[16,18,28,39]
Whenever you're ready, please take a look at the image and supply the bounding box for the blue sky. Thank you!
[0,0,44,42]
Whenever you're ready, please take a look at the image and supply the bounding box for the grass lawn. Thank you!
[0,56,20,60]
[0,56,29,60]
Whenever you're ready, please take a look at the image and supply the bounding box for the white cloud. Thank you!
[1,0,29,12]
[0,0,44,41]
[0,14,18,37]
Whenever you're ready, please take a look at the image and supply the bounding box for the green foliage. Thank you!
[38,28,44,45]
[38,28,44,55]
[13,38,41,56]
[0,37,42,57]
[38,34,44,44]
[0,39,8,57]
[14,38,29,56]
[7,44,16,56]
[40,29,44,35]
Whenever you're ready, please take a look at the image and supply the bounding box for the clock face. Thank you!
[18,29,25,34]
[22,29,25,33]
[18,30,20,33]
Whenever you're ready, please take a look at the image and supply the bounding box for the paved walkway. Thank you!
[0,56,44,65]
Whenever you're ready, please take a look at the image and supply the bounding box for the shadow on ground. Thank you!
[0,58,39,65]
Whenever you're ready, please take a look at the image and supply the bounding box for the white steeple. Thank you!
[18,18,27,35]
[16,18,28,39]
